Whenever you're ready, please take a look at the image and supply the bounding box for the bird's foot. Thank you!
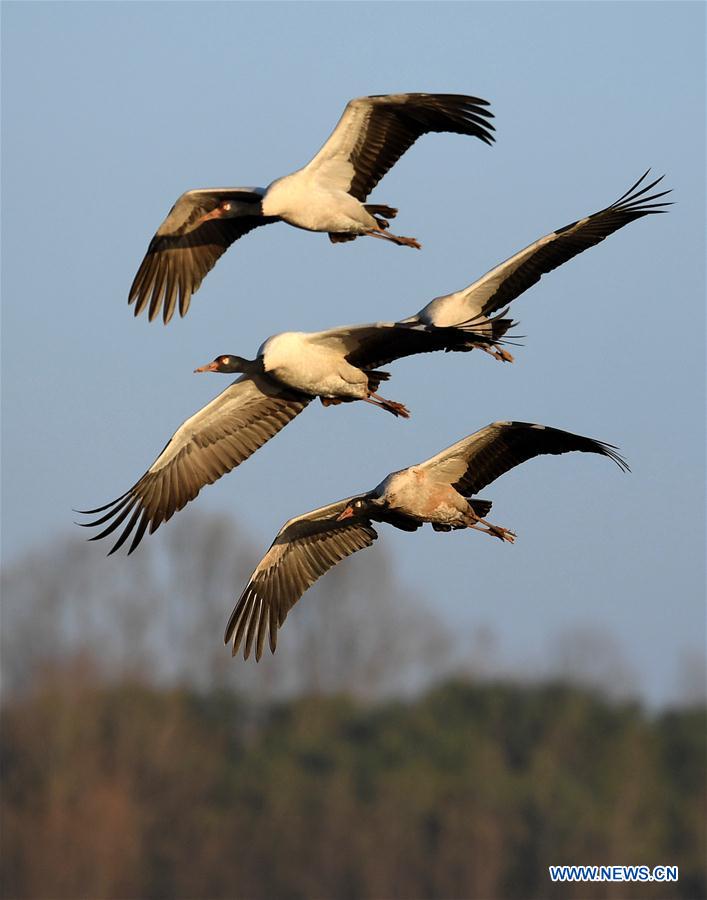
[320,397,344,407]
[383,399,411,418]
[365,393,411,418]
[470,517,516,543]
[480,344,515,363]
[488,524,516,543]
[391,233,422,249]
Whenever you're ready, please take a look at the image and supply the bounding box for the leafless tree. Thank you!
[2,512,455,701]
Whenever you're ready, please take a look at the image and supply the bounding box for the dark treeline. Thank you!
[2,666,705,899]
[1,517,705,899]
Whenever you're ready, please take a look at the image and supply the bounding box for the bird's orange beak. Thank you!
[194,360,220,373]
[337,506,355,521]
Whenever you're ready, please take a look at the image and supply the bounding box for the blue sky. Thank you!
[2,1,705,704]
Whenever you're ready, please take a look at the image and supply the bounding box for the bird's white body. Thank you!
[260,331,369,399]
[414,290,478,328]
[262,173,377,235]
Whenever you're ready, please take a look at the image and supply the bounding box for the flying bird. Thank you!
[225,421,629,660]
[76,318,505,555]
[401,170,671,334]
[128,93,495,323]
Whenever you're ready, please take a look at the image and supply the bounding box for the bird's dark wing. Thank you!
[303,93,495,202]
[412,171,671,327]
[225,499,378,660]
[129,188,276,324]
[77,375,310,555]
[310,320,497,371]
[420,421,629,497]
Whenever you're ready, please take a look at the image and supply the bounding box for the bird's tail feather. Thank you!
[470,499,493,518]
[365,370,391,392]
[455,308,523,361]
[365,204,398,219]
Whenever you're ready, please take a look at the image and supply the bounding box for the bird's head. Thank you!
[336,493,383,521]
[197,194,263,225]
[198,200,237,223]
[194,354,255,374]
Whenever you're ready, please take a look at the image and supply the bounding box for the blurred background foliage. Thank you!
[2,514,704,900]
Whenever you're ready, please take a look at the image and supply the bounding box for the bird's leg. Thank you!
[363,393,411,418]
[365,228,421,249]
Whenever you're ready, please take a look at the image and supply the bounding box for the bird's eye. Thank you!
[222,202,232,211]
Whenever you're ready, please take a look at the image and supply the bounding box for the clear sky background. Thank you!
[2,2,705,705]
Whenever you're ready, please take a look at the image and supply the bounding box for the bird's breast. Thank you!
[262,333,366,398]
[263,174,369,233]
[384,469,468,524]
